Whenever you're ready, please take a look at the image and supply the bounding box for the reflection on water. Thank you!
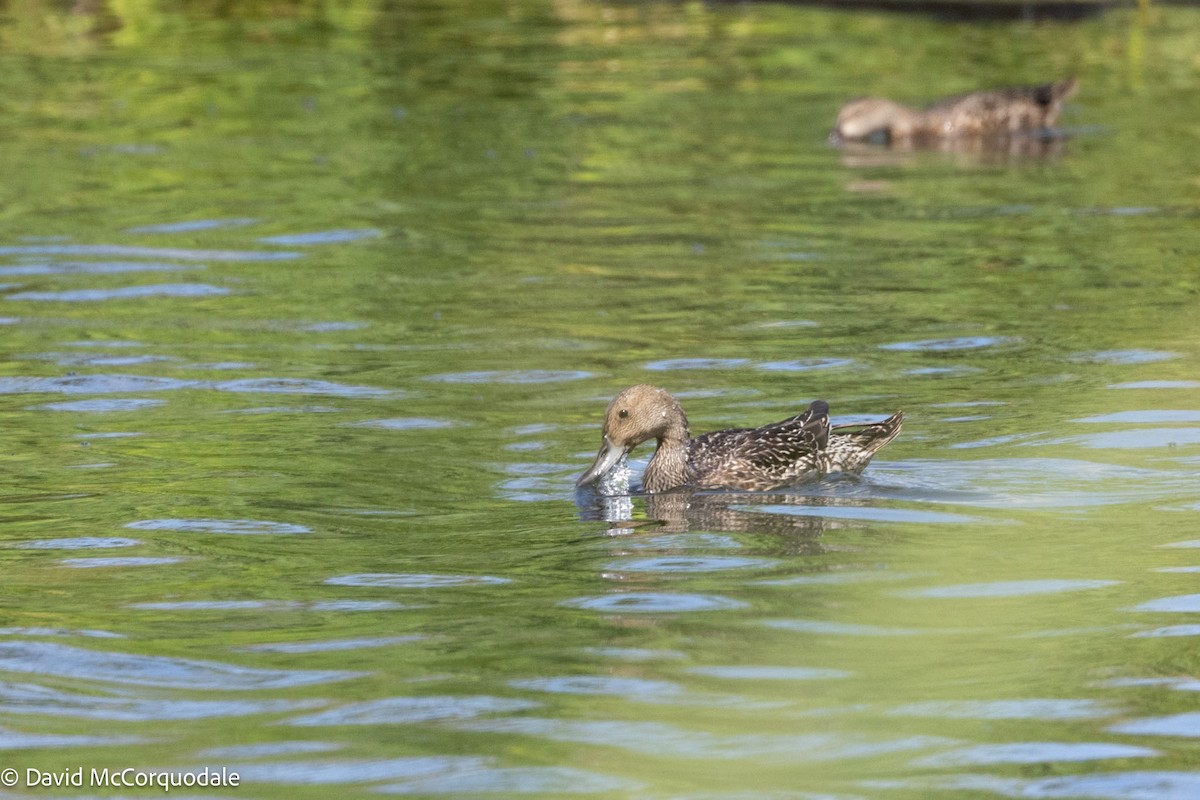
[1,0,1198,797]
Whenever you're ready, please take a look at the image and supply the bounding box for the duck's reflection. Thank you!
[836,131,1070,169]
[575,481,886,542]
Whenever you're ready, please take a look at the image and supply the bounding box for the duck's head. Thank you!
[829,97,915,145]
[576,385,687,488]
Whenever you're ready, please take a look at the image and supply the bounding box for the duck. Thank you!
[830,78,1078,146]
[576,384,904,493]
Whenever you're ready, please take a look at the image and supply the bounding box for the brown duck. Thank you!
[830,78,1078,145]
[576,385,904,493]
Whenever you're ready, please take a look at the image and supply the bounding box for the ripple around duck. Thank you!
[560,592,748,613]
[325,573,511,589]
[6,283,231,301]
[750,504,982,525]
[913,741,1160,767]
[0,641,364,690]
[15,537,140,550]
[880,336,1018,352]
[424,369,592,384]
[899,579,1119,599]
[125,518,310,535]
[61,557,185,568]
[603,555,780,573]
[39,398,166,412]
[0,681,320,721]
[285,696,540,727]
[214,377,393,397]
[686,666,852,681]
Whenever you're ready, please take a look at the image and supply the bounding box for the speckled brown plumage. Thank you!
[830,78,1078,145]
[576,385,904,493]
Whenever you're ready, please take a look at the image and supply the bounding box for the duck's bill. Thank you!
[576,437,627,487]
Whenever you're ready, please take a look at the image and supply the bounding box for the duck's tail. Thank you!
[828,411,905,473]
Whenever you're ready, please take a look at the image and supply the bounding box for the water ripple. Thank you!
[763,619,921,637]
[325,573,511,588]
[0,374,198,394]
[913,741,1159,767]
[7,283,230,301]
[645,358,751,371]
[214,377,393,397]
[377,765,637,795]
[62,557,184,568]
[880,336,1018,352]
[887,699,1117,720]
[687,666,851,681]
[751,504,982,525]
[456,716,950,762]
[425,370,592,384]
[0,261,194,275]
[286,696,539,726]
[1077,410,1200,424]
[259,228,380,245]
[510,676,681,698]
[603,555,779,573]
[882,771,1200,799]
[238,635,425,654]
[0,682,320,721]
[39,398,166,412]
[1132,593,1200,613]
[227,756,487,784]
[1110,712,1200,737]
[126,519,310,535]
[0,244,298,261]
[15,537,140,550]
[756,358,855,372]
[127,217,258,234]
[1072,349,1178,365]
[899,579,1119,599]
[0,725,145,749]
[0,641,364,689]
[560,593,748,613]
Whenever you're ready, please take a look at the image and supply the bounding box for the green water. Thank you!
[1,1,1199,797]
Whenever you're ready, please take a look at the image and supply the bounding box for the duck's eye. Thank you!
[618,409,629,419]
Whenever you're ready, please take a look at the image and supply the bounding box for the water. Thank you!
[1,1,1199,798]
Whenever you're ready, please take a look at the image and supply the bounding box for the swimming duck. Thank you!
[576,385,904,493]
[830,78,1078,146]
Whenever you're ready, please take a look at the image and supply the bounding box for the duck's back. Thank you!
[924,78,1077,136]
[686,403,830,490]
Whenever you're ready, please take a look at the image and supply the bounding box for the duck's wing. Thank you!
[689,401,831,484]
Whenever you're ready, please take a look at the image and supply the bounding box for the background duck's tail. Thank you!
[828,411,905,472]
